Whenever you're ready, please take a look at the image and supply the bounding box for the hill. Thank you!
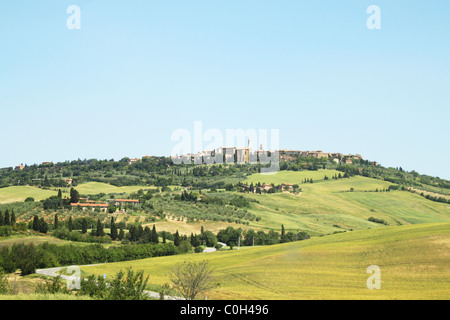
[81,222,450,300]
[241,172,450,236]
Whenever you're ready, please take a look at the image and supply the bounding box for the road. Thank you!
[35,265,182,300]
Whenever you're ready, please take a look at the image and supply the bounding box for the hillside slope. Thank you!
[243,172,450,235]
[82,222,450,300]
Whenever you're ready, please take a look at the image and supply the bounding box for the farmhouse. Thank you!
[71,203,109,212]
[260,184,273,192]
[15,165,25,170]
[128,158,139,165]
[114,199,140,206]
[281,183,294,191]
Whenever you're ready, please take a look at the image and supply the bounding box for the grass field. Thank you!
[81,222,450,300]
[242,174,450,236]
[244,169,342,185]
[0,182,155,204]
[0,186,57,204]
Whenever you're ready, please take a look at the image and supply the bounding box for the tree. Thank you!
[151,225,158,244]
[110,217,118,240]
[96,218,105,237]
[70,188,80,204]
[38,218,48,233]
[54,214,59,229]
[10,211,15,226]
[81,218,88,234]
[201,231,217,248]
[68,216,73,232]
[4,210,10,226]
[118,226,125,241]
[174,230,180,247]
[169,260,218,300]
[32,215,39,231]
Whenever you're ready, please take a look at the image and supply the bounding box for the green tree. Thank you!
[4,210,10,226]
[174,230,180,247]
[70,188,80,204]
[68,216,73,232]
[54,214,59,229]
[118,226,125,241]
[81,218,88,234]
[151,225,159,244]
[96,218,105,237]
[110,217,118,240]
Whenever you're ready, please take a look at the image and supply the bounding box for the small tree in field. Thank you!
[169,260,218,300]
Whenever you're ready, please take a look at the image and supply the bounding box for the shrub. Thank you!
[194,246,204,253]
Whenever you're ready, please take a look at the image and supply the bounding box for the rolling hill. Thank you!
[81,222,450,300]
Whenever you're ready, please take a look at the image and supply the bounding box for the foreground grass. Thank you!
[82,223,450,300]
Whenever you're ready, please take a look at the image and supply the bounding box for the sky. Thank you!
[0,0,449,179]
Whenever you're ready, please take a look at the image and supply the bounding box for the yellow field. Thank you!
[82,222,450,300]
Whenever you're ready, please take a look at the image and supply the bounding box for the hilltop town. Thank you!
[171,141,367,165]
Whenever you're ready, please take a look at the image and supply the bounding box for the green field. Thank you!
[81,222,450,300]
[0,182,155,204]
[0,186,57,204]
[242,174,450,236]
[244,169,342,185]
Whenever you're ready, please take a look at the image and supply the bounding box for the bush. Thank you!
[368,217,388,225]
[79,268,149,300]
[179,240,192,254]
[194,246,204,253]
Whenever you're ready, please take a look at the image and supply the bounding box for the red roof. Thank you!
[71,203,109,208]
[115,199,140,203]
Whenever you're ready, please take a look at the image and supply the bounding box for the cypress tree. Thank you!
[33,215,39,231]
[70,188,80,204]
[118,226,125,241]
[4,210,10,226]
[81,218,88,234]
[10,211,15,226]
[54,213,59,229]
[151,225,158,244]
[39,218,48,233]
[143,226,151,243]
[110,217,118,240]
[0,211,3,226]
[96,218,104,237]
[68,216,73,232]
[174,230,180,246]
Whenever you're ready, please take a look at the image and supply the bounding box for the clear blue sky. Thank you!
[1,1,449,179]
